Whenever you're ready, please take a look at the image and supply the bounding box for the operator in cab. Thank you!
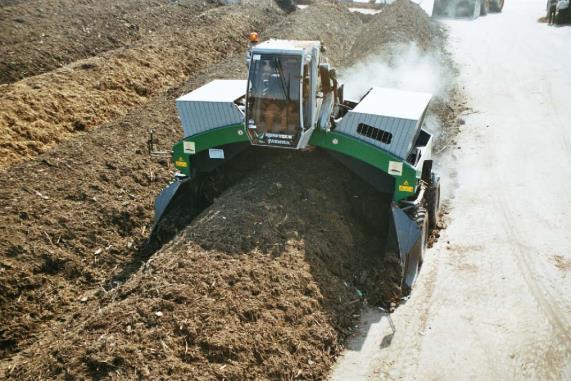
[247,54,302,141]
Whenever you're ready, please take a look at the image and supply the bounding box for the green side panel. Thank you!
[171,124,247,176]
[171,124,416,202]
[309,129,417,201]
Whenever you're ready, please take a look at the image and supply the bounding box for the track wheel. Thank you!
[470,0,479,18]
[481,0,490,15]
[402,207,428,294]
[490,0,504,12]
[427,176,441,229]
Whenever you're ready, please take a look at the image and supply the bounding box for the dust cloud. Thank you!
[339,42,451,100]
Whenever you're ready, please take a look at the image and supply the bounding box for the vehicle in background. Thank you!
[433,0,504,19]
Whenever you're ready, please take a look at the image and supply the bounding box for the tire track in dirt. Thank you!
[494,192,571,345]
[502,31,571,351]
[544,80,571,154]
[485,60,570,345]
[369,243,443,378]
[494,193,571,379]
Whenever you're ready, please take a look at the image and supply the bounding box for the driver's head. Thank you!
[260,60,271,81]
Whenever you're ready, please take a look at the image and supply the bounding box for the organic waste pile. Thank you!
[0,1,286,360]
[351,0,445,61]
[0,1,463,379]
[7,151,402,380]
[0,3,277,170]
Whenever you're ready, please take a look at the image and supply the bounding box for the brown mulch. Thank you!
[6,151,402,380]
[350,0,445,62]
[0,0,217,84]
[0,3,285,360]
[0,3,280,170]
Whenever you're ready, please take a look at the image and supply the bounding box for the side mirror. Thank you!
[319,63,332,92]
[421,160,433,183]
[338,83,344,105]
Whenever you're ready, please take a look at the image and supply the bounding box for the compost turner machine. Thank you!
[152,37,441,294]
[433,0,504,18]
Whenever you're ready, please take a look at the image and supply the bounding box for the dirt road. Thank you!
[332,1,571,379]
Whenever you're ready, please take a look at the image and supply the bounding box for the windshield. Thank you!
[246,54,302,147]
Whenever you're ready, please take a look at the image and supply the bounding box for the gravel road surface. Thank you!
[332,1,571,379]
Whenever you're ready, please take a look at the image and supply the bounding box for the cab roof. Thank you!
[252,39,320,54]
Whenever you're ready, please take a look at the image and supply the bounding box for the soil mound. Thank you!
[7,151,400,380]
[0,5,282,359]
[348,0,465,150]
[265,3,362,65]
[351,0,444,61]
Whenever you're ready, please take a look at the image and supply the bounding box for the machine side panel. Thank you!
[171,124,248,175]
[336,112,418,160]
[309,129,418,201]
[176,100,244,138]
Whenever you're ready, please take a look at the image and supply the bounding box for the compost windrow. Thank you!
[0,0,217,84]
[8,150,402,380]
[0,3,276,170]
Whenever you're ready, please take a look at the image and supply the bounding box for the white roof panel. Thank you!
[254,39,320,52]
[177,79,246,103]
[353,87,432,121]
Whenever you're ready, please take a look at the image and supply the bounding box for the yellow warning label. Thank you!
[175,157,188,168]
[399,180,413,193]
